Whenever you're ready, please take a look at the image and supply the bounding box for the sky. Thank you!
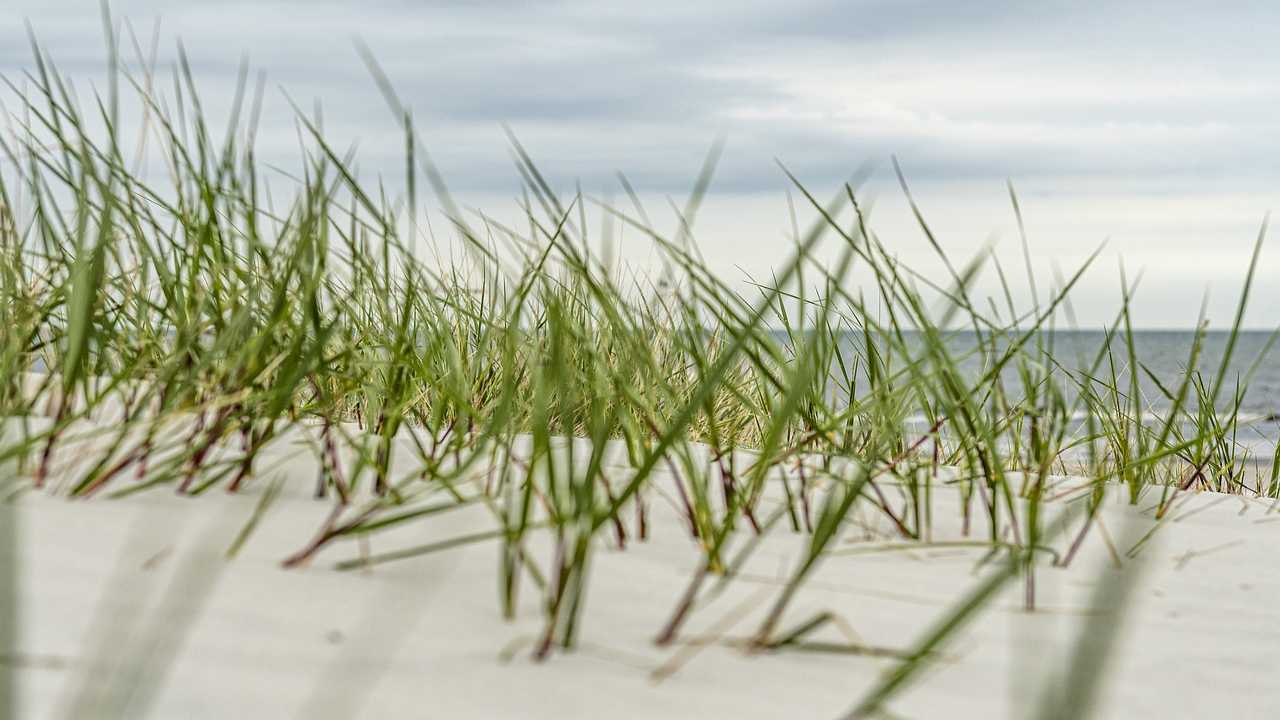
[2,1,1279,327]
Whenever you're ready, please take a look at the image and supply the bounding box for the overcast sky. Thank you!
[3,1,1279,327]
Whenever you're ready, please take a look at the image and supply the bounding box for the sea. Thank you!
[819,330,1280,465]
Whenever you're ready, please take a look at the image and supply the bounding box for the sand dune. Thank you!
[5,429,1278,719]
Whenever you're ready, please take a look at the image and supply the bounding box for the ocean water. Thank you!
[821,329,1280,464]
[890,330,1279,414]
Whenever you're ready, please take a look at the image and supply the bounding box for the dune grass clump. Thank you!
[1,17,1277,717]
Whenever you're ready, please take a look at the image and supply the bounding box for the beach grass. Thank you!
[1,14,1278,716]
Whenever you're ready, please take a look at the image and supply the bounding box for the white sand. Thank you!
[5,427,1280,718]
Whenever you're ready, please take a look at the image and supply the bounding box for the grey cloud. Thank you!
[7,1,1280,194]
[3,1,1280,328]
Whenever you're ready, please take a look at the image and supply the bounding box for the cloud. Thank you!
[7,0,1280,191]
[2,0,1278,325]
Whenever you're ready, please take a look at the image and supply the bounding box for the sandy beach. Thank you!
[5,426,1278,719]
